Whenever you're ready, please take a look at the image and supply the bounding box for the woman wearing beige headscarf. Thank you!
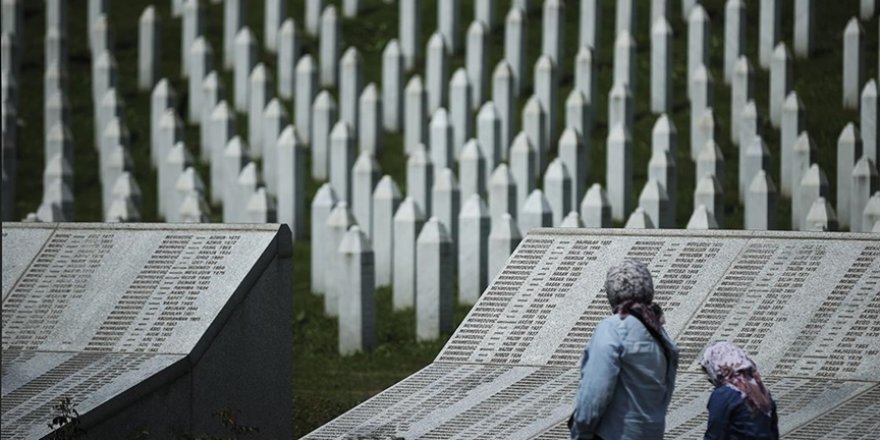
[700,341,779,440]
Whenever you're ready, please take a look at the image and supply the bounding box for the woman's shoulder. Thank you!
[709,385,745,407]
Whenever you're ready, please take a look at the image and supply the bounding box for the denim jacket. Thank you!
[570,314,679,440]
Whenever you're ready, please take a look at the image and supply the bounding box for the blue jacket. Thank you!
[704,385,779,440]
[570,314,679,440]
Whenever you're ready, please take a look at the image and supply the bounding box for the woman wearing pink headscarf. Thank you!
[700,341,779,440]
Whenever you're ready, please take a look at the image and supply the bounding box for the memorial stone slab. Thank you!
[1,223,292,440]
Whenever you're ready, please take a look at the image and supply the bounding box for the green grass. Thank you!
[8,0,878,437]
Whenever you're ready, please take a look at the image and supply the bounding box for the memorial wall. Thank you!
[305,228,880,439]
[1,223,292,440]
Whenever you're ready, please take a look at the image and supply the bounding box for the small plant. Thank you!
[212,408,259,439]
[47,397,87,440]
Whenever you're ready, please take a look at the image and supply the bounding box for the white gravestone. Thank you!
[393,197,425,310]
[330,122,355,204]
[614,32,636,93]
[312,91,337,180]
[519,189,552,234]
[731,56,754,146]
[416,218,454,341]
[305,0,325,37]
[295,55,317,145]
[686,204,720,229]
[439,0,461,53]
[263,99,289,197]
[458,194,490,306]
[405,76,427,154]
[459,139,487,201]
[488,163,517,222]
[407,144,434,216]
[688,5,709,99]
[233,28,256,112]
[382,40,403,132]
[743,135,771,206]
[543,159,572,226]
[559,128,587,212]
[188,38,213,124]
[201,73,225,162]
[181,0,203,78]
[359,84,382,156]
[580,0,601,52]
[541,0,564,67]
[432,168,461,262]
[694,173,724,227]
[450,69,473,158]
[522,96,546,176]
[264,0,286,53]
[311,183,338,294]
[492,62,516,157]
[575,47,596,121]
[488,213,521,282]
[466,21,488,109]
[221,137,248,213]
[373,176,402,288]
[352,151,380,238]
[319,6,340,87]
[505,7,526,93]
[477,102,501,181]
[534,56,557,151]
[759,0,780,69]
[430,109,454,171]
[770,43,792,128]
[781,93,806,196]
[724,0,745,83]
[843,18,864,109]
[325,202,357,316]
[851,157,879,232]
[862,80,878,163]
[625,207,654,229]
[652,18,673,114]
[399,0,421,71]
[837,123,864,229]
[640,179,672,228]
[510,132,537,211]
[138,6,159,91]
[607,125,633,222]
[804,197,838,231]
[277,19,299,100]
[340,47,363,136]
[426,33,449,113]
[649,148,677,223]
[277,126,304,239]
[796,164,830,231]
[791,133,817,219]
[223,0,244,69]
[475,0,496,30]
[746,170,778,230]
[338,225,375,355]
[794,0,814,58]
[248,64,272,159]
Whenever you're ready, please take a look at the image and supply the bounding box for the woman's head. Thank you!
[605,259,654,309]
[700,341,772,415]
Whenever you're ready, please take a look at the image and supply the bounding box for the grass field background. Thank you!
[8,0,878,437]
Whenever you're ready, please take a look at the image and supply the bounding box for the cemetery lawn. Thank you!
[9,0,878,437]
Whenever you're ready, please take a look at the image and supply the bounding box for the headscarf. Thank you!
[605,260,666,346]
[700,341,773,416]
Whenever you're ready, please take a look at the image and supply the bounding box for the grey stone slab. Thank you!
[304,228,880,439]
[2,223,292,440]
